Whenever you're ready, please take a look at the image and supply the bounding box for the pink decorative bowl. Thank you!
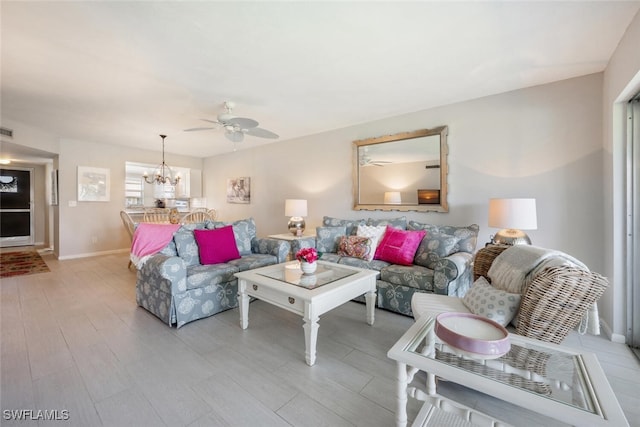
[434,312,510,357]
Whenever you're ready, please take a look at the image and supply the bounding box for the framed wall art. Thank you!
[77,166,110,202]
[226,177,250,204]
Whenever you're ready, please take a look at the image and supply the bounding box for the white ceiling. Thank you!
[1,1,639,160]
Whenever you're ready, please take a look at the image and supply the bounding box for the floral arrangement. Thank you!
[296,247,319,264]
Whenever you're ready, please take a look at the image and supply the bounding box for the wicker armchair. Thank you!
[413,245,608,344]
[473,245,608,344]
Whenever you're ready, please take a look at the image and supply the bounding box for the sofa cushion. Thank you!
[209,218,257,256]
[337,236,373,261]
[227,254,278,272]
[356,224,386,261]
[174,224,208,266]
[462,276,521,326]
[413,232,461,269]
[194,226,241,265]
[322,216,366,235]
[367,216,407,230]
[408,222,479,255]
[185,263,239,290]
[379,264,434,291]
[316,226,347,253]
[374,226,426,266]
[337,256,391,271]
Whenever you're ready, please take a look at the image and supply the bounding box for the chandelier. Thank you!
[143,134,180,186]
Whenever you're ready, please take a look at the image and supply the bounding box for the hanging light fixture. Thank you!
[143,134,181,186]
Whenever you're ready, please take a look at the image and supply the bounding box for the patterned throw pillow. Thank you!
[413,232,461,269]
[374,225,426,266]
[462,277,521,326]
[356,224,386,261]
[337,236,372,261]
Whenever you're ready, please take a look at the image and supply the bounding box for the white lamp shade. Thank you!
[384,191,402,204]
[285,199,307,217]
[488,198,537,230]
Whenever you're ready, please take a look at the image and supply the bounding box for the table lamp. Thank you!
[384,191,402,204]
[285,199,307,236]
[488,198,537,245]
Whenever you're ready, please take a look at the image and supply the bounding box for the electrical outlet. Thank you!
[91,236,98,244]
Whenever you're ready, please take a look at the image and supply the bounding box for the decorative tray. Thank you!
[434,312,510,359]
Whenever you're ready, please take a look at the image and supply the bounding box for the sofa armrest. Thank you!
[433,252,474,296]
[138,254,187,294]
[252,238,291,263]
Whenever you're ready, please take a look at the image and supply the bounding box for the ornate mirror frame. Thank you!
[352,126,448,212]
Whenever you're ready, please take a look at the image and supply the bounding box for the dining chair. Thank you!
[120,210,136,269]
[181,208,216,224]
[143,208,170,223]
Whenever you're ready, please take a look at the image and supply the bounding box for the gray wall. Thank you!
[205,73,605,271]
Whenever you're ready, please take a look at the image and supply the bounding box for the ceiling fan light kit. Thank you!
[184,101,279,145]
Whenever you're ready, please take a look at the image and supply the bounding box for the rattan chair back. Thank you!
[181,208,216,224]
[143,208,170,223]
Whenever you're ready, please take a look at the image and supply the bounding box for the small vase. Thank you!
[300,261,317,275]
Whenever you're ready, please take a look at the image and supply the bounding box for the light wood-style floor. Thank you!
[1,252,638,426]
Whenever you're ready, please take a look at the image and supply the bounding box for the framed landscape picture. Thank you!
[78,166,110,202]
[226,177,250,204]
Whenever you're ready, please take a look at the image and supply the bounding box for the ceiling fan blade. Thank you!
[184,127,217,132]
[225,130,244,143]
[227,117,259,128]
[245,127,279,139]
[201,118,222,125]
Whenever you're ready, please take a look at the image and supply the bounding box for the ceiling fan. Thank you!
[184,101,279,143]
[359,147,391,167]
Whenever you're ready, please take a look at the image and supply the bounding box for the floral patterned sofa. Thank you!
[292,216,479,316]
[136,218,290,328]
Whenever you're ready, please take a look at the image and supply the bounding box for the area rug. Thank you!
[0,250,50,278]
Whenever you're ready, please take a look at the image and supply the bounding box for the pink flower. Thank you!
[296,247,319,263]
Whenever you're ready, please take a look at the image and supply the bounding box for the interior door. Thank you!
[0,167,34,247]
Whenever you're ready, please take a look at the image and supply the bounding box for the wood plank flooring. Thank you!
[1,252,638,426]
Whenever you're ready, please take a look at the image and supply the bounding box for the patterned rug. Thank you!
[0,250,50,278]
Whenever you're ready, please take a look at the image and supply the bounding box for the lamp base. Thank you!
[492,229,531,245]
[288,217,306,236]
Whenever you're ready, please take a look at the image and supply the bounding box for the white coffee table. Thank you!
[387,315,629,427]
[235,260,378,366]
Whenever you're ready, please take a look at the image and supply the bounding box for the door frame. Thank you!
[0,166,35,247]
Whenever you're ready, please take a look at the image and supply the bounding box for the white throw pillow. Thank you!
[356,224,386,261]
[462,277,521,326]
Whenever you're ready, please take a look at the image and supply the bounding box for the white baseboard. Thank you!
[599,319,627,344]
[58,248,129,260]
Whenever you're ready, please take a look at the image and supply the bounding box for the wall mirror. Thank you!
[353,126,448,212]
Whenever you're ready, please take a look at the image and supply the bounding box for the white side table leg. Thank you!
[365,287,376,326]
[238,279,249,330]
[396,361,408,427]
[303,302,319,366]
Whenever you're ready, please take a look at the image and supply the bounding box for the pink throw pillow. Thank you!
[194,226,241,265]
[374,225,426,266]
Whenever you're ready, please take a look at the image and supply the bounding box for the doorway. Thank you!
[0,167,34,247]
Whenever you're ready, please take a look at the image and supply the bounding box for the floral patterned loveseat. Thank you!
[293,216,479,316]
[136,218,290,328]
